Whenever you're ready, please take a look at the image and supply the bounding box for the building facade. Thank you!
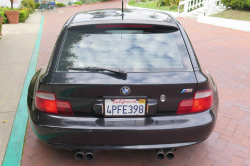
[0,0,79,7]
[0,0,23,8]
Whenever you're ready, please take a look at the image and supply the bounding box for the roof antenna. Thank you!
[122,0,124,20]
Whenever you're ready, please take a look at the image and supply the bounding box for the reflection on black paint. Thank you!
[57,31,193,72]
[57,34,90,71]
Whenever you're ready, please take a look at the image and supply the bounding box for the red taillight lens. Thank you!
[35,91,73,115]
[177,90,212,114]
[95,25,152,28]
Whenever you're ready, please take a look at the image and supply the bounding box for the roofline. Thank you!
[68,8,179,27]
[68,20,179,29]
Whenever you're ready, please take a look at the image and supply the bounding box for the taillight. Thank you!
[177,89,212,114]
[35,91,73,115]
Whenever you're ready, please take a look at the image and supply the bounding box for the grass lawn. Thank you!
[129,1,183,13]
[211,9,250,22]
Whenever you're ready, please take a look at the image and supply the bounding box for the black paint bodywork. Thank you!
[27,9,219,150]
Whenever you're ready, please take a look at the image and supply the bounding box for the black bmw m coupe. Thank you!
[27,8,219,161]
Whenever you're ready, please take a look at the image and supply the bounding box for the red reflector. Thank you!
[177,90,212,114]
[35,91,73,115]
[95,25,152,28]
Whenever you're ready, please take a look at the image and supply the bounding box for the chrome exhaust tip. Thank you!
[155,149,165,161]
[85,151,94,161]
[165,149,174,160]
[75,151,84,161]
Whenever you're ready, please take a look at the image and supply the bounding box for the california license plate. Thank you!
[104,99,146,116]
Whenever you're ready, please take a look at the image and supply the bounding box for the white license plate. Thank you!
[105,99,146,116]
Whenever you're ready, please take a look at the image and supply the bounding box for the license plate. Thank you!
[104,99,146,116]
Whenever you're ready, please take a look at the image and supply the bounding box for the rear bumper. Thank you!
[29,109,216,150]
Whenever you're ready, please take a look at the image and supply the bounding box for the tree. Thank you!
[10,0,13,9]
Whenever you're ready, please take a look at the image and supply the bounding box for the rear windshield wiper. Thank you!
[68,67,127,77]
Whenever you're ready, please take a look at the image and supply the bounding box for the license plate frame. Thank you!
[102,96,148,117]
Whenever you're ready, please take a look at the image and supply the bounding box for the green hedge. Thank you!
[0,11,7,24]
[57,3,66,7]
[35,3,41,9]
[19,10,30,23]
[21,0,36,10]
[19,10,27,22]
[0,19,2,35]
[19,8,31,16]
[156,0,165,7]
[74,1,83,5]
[222,0,250,10]
[128,0,136,5]
[169,4,177,10]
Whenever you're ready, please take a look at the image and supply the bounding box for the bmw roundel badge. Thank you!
[120,86,131,95]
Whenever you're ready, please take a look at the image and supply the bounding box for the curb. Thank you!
[197,16,250,32]
[2,15,44,166]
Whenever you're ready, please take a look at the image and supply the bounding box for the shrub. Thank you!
[25,10,29,18]
[128,0,136,4]
[81,0,94,4]
[221,0,250,10]
[35,3,41,9]
[170,0,177,5]
[74,1,83,5]
[68,1,73,5]
[29,8,33,13]
[19,7,31,14]
[156,0,165,7]
[22,0,36,10]
[19,10,27,22]
[165,0,170,6]
[169,4,177,10]
[141,0,146,2]
[0,11,4,18]
[57,3,66,7]
[19,8,30,19]
[0,11,7,24]
[3,7,19,11]
[0,19,2,35]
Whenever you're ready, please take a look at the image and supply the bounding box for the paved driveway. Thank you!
[21,2,250,165]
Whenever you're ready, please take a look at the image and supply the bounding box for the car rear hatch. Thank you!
[52,72,197,116]
[52,22,197,117]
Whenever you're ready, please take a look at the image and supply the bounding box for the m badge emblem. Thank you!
[181,89,193,93]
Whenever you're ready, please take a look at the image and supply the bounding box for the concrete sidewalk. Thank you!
[0,12,42,165]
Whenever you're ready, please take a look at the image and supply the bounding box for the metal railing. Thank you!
[178,0,222,15]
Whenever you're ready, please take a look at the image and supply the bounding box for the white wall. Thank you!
[56,0,78,4]
[0,0,80,8]
[0,0,23,8]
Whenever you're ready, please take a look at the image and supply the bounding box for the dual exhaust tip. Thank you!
[75,149,174,161]
[75,151,94,161]
[156,149,175,161]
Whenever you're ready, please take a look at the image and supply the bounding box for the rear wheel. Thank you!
[49,5,56,12]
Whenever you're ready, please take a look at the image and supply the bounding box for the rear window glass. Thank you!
[57,28,193,72]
